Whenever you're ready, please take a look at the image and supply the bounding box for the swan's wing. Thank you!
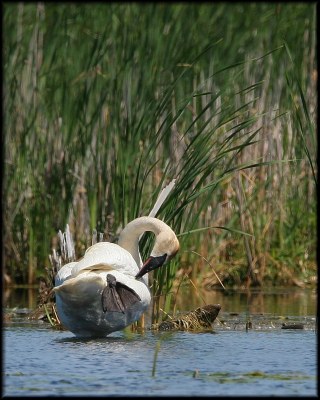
[55,262,114,286]
[53,272,103,302]
[72,242,139,277]
[72,263,114,275]
[55,261,78,286]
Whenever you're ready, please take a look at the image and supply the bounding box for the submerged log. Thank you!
[281,323,304,330]
[151,304,221,331]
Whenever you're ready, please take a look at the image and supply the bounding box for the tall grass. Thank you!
[3,3,316,314]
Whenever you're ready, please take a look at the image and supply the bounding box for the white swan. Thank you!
[53,217,179,337]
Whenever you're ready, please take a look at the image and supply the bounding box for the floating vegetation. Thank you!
[215,312,316,332]
[189,370,316,383]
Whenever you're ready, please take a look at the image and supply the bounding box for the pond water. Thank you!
[3,287,317,397]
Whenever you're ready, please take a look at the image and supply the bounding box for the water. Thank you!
[3,288,317,396]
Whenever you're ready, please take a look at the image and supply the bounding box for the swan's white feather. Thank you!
[72,242,140,276]
[54,216,179,338]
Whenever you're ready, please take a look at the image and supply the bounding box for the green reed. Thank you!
[3,4,316,313]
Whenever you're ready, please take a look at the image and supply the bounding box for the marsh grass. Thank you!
[3,3,317,316]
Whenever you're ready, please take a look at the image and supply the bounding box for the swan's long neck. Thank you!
[118,217,164,268]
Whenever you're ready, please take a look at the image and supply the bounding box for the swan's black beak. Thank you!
[135,254,167,279]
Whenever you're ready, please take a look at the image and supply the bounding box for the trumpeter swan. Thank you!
[53,217,179,337]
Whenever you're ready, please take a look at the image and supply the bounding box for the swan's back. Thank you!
[56,242,140,284]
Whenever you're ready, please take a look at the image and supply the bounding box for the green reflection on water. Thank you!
[4,285,317,317]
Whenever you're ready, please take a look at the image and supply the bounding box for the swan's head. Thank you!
[135,231,179,279]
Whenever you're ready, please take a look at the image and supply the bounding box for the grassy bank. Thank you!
[3,2,317,308]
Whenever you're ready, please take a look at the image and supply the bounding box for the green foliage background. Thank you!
[3,3,317,293]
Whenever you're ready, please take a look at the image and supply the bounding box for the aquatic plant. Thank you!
[3,3,316,306]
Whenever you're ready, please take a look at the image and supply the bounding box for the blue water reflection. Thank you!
[4,287,317,396]
[4,321,317,396]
